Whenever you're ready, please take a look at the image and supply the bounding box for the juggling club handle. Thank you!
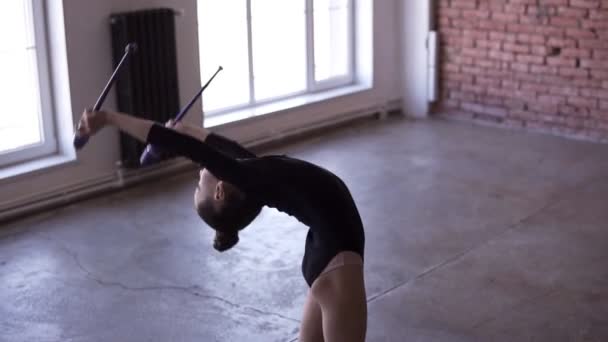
[73,43,138,149]
[139,66,223,166]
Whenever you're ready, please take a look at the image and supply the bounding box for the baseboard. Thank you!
[0,158,197,224]
[244,100,403,151]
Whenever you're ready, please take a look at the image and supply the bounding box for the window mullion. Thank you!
[348,0,356,82]
[31,0,57,148]
[246,0,255,105]
[305,0,315,92]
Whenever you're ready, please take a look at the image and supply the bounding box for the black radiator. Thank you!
[110,8,180,168]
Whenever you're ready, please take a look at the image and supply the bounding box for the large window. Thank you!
[198,0,354,116]
[0,0,55,166]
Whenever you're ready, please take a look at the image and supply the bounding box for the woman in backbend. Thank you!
[77,108,367,341]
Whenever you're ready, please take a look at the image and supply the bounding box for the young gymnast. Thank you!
[77,109,367,341]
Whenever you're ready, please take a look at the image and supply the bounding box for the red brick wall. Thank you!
[436,0,608,142]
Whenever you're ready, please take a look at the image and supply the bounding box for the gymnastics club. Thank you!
[139,65,223,166]
[73,43,138,149]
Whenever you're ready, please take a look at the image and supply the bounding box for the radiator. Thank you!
[110,8,180,168]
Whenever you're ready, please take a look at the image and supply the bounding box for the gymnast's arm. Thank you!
[77,110,262,192]
[168,121,256,158]
[205,133,257,158]
[165,120,211,142]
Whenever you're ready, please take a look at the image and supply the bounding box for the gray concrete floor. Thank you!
[1,116,607,342]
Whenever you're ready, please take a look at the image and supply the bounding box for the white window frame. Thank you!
[307,0,356,92]
[0,0,56,167]
[203,0,356,117]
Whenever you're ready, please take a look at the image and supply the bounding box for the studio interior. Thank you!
[1,1,607,341]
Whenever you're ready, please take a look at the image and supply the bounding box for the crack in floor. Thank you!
[467,287,561,331]
[52,241,300,324]
[367,176,597,304]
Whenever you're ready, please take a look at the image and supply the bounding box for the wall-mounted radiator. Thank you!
[110,8,180,168]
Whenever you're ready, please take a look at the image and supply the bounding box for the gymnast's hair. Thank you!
[196,188,262,247]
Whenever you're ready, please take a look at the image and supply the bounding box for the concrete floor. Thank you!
[1,116,607,342]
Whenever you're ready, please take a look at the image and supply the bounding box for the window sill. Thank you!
[204,83,372,128]
[0,153,76,184]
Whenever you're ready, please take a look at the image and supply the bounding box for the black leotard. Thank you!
[147,124,365,286]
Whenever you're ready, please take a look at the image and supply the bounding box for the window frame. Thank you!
[201,0,356,118]
[307,0,356,92]
[0,0,56,167]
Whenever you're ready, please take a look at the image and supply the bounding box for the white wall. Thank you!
[400,0,431,118]
[0,0,405,212]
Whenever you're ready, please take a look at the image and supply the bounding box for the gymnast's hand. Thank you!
[77,109,108,137]
[165,118,181,130]
[165,119,191,137]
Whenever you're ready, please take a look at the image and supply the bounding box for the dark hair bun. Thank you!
[213,231,239,252]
